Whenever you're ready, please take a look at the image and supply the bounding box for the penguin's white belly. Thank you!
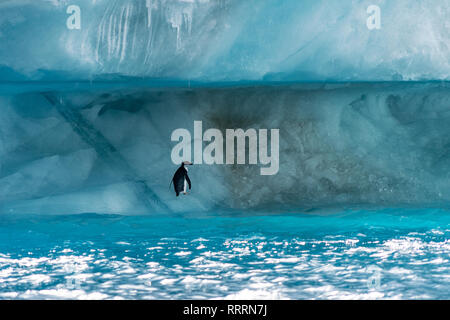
[183,167,188,193]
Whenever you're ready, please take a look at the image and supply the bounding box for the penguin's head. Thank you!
[182,161,193,166]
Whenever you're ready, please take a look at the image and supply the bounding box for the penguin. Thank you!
[171,161,192,196]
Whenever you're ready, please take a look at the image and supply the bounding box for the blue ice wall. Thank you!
[1,1,449,215]
[1,83,449,215]
[1,0,450,81]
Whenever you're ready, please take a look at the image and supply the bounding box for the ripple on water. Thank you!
[0,213,449,299]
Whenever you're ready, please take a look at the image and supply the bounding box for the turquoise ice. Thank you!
[1,0,450,81]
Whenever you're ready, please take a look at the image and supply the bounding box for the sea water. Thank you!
[0,208,448,300]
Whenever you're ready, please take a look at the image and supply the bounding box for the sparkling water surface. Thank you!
[0,208,449,300]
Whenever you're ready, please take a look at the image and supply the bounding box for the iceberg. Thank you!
[0,1,449,214]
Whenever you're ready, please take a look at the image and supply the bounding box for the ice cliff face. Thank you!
[1,1,449,214]
[1,0,450,81]
[0,83,449,214]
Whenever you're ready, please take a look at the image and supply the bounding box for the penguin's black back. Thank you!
[172,166,187,196]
